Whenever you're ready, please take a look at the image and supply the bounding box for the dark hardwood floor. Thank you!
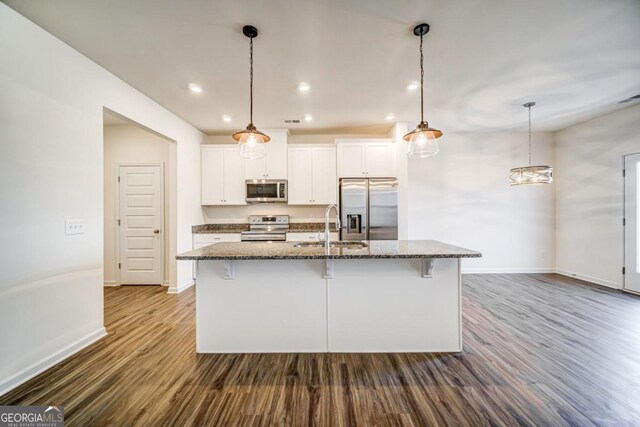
[2,274,640,426]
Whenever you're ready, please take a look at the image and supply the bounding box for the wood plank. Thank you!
[2,274,640,425]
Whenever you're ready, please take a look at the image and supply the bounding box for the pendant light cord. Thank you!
[249,36,254,126]
[528,103,532,166]
[420,33,424,123]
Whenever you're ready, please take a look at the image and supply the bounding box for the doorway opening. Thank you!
[103,109,176,288]
[624,152,640,294]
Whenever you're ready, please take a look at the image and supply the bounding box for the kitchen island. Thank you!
[176,240,481,353]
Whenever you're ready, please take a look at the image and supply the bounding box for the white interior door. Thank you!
[119,165,163,285]
[625,153,640,293]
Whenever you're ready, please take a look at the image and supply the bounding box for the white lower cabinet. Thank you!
[286,232,339,242]
[192,233,242,278]
[193,233,242,249]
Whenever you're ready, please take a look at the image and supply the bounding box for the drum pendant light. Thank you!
[404,23,443,158]
[232,25,270,159]
[509,102,553,185]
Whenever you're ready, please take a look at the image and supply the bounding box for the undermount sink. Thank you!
[293,241,368,249]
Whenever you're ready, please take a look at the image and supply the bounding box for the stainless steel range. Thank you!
[240,215,289,242]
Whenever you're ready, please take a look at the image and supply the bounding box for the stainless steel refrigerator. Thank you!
[339,178,398,241]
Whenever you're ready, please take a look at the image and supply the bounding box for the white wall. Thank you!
[407,132,556,273]
[103,124,175,285]
[555,104,640,288]
[0,4,203,394]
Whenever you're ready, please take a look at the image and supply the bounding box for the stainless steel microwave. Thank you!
[245,180,287,203]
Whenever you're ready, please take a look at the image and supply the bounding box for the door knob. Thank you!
[153,229,160,234]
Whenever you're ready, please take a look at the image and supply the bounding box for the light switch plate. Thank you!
[65,219,85,235]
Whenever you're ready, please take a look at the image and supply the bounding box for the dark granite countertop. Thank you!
[176,240,481,260]
[192,224,249,233]
[192,223,334,234]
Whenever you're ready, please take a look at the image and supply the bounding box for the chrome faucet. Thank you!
[325,204,341,251]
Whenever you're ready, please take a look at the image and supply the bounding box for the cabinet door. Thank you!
[337,144,364,177]
[288,147,313,204]
[311,147,337,205]
[222,148,247,205]
[201,147,224,205]
[265,137,288,179]
[364,143,396,178]
[244,157,266,180]
[244,135,287,179]
[364,143,394,177]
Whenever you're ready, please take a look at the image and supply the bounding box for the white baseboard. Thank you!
[163,280,170,287]
[0,327,107,397]
[462,268,555,274]
[167,280,194,294]
[103,280,119,287]
[555,269,619,289]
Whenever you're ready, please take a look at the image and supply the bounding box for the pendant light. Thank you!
[232,25,270,159]
[509,102,553,185]
[404,23,443,158]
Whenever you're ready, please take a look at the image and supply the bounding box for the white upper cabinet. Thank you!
[245,130,288,179]
[311,147,337,204]
[201,146,224,204]
[201,145,246,205]
[287,145,337,205]
[288,148,313,204]
[336,140,395,178]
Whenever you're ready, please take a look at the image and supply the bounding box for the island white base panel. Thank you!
[195,258,461,353]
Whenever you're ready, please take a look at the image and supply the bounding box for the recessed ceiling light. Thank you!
[385,113,395,120]
[406,82,419,91]
[188,83,203,93]
[298,82,311,92]
[222,115,232,122]
[304,114,313,121]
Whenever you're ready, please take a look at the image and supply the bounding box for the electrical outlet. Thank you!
[65,219,85,235]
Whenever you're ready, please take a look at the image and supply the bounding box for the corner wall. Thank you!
[555,104,640,288]
[0,4,203,395]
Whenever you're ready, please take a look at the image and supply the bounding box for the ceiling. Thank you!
[4,0,640,135]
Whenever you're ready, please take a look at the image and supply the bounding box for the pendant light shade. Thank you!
[404,23,443,158]
[509,102,553,186]
[233,25,270,159]
[405,121,442,157]
[234,125,269,159]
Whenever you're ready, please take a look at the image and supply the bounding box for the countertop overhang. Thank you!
[176,240,481,260]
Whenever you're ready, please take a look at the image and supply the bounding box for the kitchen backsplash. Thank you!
[202,204,328,223]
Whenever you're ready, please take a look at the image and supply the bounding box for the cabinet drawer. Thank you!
[286,232,339,242]
[193,233,242,245]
